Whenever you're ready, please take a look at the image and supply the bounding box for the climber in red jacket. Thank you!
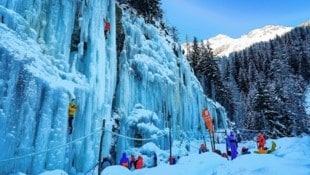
[135,156,144,169]
[257,133,266,150]
[104,18,110,39]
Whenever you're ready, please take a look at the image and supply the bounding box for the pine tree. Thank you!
[195,41,234,117]
[218,24,310,137]
[187,37,200,73]
[251,81,270,131]
[169,26,179,43]
[128,0,163,24]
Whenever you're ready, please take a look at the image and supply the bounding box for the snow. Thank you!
[209,25,292,57]
[39,170,68,175]
[37,135,310,175]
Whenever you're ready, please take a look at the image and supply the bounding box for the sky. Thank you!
[38,135,310,175]
[161,0,310,42]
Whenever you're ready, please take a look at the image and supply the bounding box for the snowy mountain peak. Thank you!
[211,34,233,41]
[245,25,290,39]
[208,25,292,57]
[300,20,310,27]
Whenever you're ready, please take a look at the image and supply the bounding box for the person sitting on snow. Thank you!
[129,154,136,170]
[168,156,177,165]
[100,156,113,171]
[119,152,130,168]
[135,156,144,169]
[267,141,277,153]
[199,143,209,154]
[153,152,157,167]
[241,146,251,154]
[221,152,229,159]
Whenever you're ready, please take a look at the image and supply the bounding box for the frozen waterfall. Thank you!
[0,0,227,174]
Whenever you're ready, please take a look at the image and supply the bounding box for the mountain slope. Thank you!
[183,25,292,57]
[209,25,292,57]
[218,24,310,137]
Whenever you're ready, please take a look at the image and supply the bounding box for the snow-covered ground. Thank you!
[36,135,310,175]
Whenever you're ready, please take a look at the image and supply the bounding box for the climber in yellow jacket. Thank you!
[68,99,78,134]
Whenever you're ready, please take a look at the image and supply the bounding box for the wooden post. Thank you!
[202,135,207,148]
[98,119,106,175]
[212,132,216,151]
[208,131,213,152]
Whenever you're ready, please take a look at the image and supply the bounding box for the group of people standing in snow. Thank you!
[117,152,157,170]
[196,130,269,160]
[98,131,275,172]
[67,97,274,170]
[98,152,157,172]
[197,130,240,159]
[225,130,277,159]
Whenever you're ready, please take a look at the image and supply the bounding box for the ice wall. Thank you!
[113,6,227,159]
[0,0,227,174]
[0,0,116,174]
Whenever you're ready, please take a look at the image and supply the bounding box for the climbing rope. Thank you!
[107,130,167,141]
[0,128,167,164]
[0,128,102,164]
[237,128,268,132]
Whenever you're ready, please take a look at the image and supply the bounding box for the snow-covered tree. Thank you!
[127,0,163,24]
[216,24,310,138]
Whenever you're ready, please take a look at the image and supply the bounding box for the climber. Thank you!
[104,18,110,39]
[68,99,78,134]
